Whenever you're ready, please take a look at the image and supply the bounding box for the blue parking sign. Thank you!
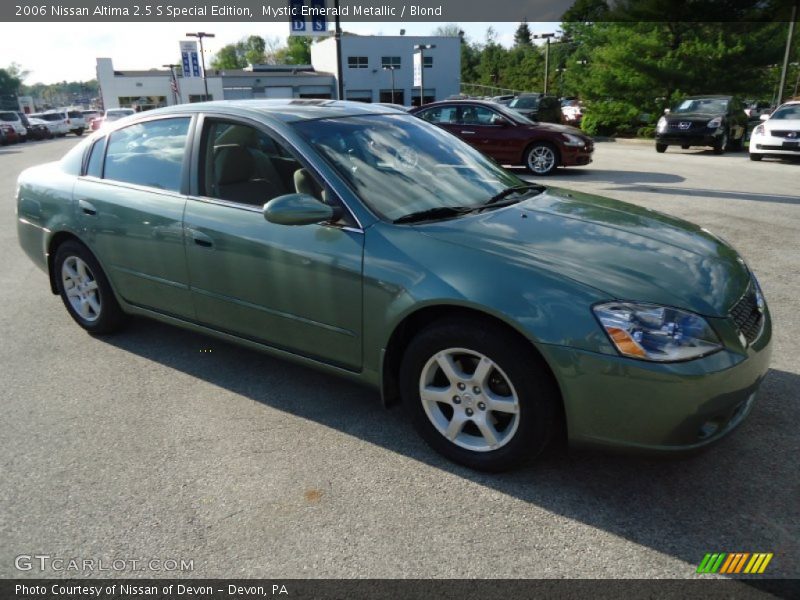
[311,0,327,32]
[290,0,305,33]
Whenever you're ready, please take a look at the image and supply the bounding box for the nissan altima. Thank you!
[16,100,772,471]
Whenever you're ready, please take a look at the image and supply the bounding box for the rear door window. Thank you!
[104,117,190,192]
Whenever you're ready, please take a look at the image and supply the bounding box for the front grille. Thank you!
[729,282,763,344]
[668,120,703,131]
[769,130,800,138]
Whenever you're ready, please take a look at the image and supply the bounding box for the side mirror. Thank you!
[263,193,341,226]
[759,113,770,121]
[663,108,671,114]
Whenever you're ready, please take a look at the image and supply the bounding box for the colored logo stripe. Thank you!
[697,553,773,574]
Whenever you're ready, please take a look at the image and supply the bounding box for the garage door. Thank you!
[265,87,294,99]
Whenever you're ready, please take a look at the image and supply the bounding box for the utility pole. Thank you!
[777,1,798,105]
[382,66,397,103]
[533,33,556,94]
[186,31,215,101]
[334,0,343,100]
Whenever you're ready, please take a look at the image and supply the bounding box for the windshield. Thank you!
[38,113,65,122]
[292,114,526,222]
[0,112,20,122]
[673,98,729,114]
[771,104,800,120]
[509,97,539,110]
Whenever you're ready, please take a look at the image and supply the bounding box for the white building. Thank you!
[96,57,335,110]
[311,34,461,106]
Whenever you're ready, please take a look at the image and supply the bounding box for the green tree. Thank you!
[211,44,246,69]
[0,68,22,97]
[514,19,533,48]
[274,37,312,65]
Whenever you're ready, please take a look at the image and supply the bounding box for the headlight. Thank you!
[707,117,722,129]
[562,133,585,147]
[656,116,667,132]
[593,302,722,362]
[753,124,765,136]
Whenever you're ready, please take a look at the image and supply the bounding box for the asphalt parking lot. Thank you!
[1,137,798,582]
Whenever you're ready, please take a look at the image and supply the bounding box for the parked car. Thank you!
[0,122,19,144]
[0,123,10,145]
[90,108,136,131]
[30,112,70,137]
[744,101,773,120]
[15,100,771,471]
[0,110,28,142]
[21,114,52,140]
[490,95,515,106]
[749,100,800,162]
[506,94,563,123]
[411,99,593,175]
[655,95,748,154]
[63,109,87,135]
[560,98,583,127]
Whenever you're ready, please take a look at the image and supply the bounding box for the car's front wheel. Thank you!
[400,318,558,471]
[749,153,763,161]
[54,240,125,334]
[656,143,668,153]
[525,142,559,175]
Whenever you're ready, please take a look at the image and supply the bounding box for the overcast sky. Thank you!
[0,21,561,85]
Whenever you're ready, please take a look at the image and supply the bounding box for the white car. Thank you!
[30,112,70,137]
[0,110,28,140]
[749,100,800,162]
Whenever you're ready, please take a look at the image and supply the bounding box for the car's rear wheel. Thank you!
[54,241,125,334]
[681,145,690,149]
[749,153,763,161]
[525,142,559,175]
[656,143,668,153]
[400,318,558,471]
[73,128,84,136]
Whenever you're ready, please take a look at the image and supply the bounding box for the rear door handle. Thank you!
[461,130,476,135]
[78,199,96,215]
[187,228,214,248]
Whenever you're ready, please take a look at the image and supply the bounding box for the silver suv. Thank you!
[0,111,28,141]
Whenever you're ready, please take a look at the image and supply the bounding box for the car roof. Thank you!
[136,99,402,124]
[683,95,733,99]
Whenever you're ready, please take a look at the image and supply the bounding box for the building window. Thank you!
[379,90,405,105]
[424,56,433,68]
[381,56,401,69]
[345,90,372,103]
[347,56,368,69]
[188,94,213,103]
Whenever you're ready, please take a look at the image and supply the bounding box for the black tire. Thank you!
[681,145,690,150]
[74,128,84,136]
[713,130,728,155]
[749,153,763,161]
[524,142,559,176]
[54,240,126,334]
[399,318,559,472]
[656,143,668,153]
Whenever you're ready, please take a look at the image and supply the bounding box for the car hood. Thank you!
[523,121,585,136]
[764,118,800,130]
[416,187,749,317]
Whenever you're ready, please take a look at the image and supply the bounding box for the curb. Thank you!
[593,136,654,145]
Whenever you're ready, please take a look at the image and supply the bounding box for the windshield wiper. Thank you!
[481,183,545,208]
[394,206,476,224]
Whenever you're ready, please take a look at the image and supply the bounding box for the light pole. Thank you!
[382,66,397,104]
[186,31,215,101]
[532,33,556,94]
[334,0,343,100]
[413,44,436,106]
[777,1,797,105]
[162,63,182,105]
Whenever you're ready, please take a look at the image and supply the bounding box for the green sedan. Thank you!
[16,100,772,471]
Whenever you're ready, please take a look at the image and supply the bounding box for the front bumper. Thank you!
[540,309,772,453]
[750,134,800,156]
[655,129,723,147]
[560,143,594,167]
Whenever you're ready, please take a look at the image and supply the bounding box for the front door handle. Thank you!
[461,130,476,135]
[187,228,214,248]
[78,199,96,215]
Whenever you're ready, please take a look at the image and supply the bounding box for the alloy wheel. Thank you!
[61,256,101,322]
[418,347,520,452]
[527,145,556,174]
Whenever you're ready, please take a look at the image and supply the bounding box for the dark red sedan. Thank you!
[411,100,593,175]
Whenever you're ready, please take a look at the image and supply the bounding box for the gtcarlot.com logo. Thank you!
[697,552,773,574]
[15,554,194,573]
